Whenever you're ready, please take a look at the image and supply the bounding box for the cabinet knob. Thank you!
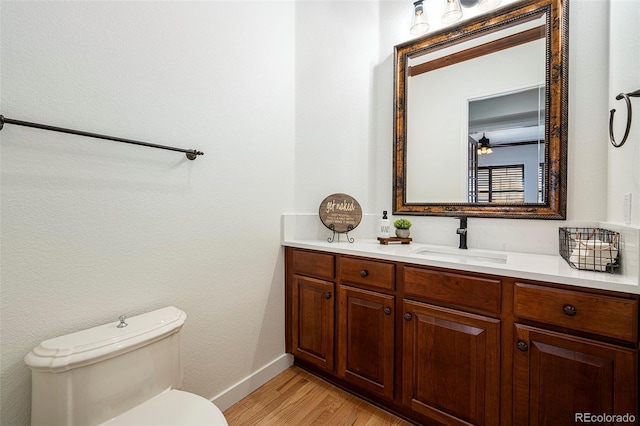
[517,340,529,352]
[563,304,577,317]
[324,292,332,299]
[404,312,413,321]
[360,270,369,278]
[384,307,392,315]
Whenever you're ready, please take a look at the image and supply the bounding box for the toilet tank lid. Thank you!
[25,306,187,372]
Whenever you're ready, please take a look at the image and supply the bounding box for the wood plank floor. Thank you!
[223,366,413,426]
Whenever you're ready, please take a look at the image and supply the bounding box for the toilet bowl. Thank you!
[102,389,227,426]
[24,306,228,426]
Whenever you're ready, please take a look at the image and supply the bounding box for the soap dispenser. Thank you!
[378,211,390,239]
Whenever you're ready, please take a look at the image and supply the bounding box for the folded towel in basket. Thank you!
[570,250,618,261]
[568,256,612,271]
[569,238,618,272]
[571,239,618,260]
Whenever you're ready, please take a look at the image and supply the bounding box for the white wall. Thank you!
[294,1,380,211]
[607,0,640,225]
[1,2,294,425]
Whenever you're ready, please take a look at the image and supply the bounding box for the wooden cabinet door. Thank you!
[513,324,638,426]
[291,275,335,371]
[402,300,500,426]
[338,285,395,400]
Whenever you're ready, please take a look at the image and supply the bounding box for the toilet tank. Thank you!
[24,306,188,426]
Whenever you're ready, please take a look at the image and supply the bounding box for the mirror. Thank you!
[393,0,568,219]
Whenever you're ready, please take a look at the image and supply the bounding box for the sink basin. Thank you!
[411,246,508,264]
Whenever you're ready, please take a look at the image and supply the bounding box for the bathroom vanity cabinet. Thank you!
[288,249,335,371]
[337,257,395,401]
[512,283,638,424]
[284,247,639,426]
[401,300,500,425]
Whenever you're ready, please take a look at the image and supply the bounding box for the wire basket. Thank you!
[559,227,620,273]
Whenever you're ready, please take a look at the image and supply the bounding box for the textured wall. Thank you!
[293,1,381,211]
[1,2,294,425]
[607,0,640,225]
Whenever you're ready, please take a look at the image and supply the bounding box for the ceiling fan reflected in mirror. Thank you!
[477,133,493,155]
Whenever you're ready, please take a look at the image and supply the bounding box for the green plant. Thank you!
[393,218,412,229]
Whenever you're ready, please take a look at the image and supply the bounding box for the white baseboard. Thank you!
[210,353,294,412]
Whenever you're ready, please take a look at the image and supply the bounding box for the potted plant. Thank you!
[393,218,412,238]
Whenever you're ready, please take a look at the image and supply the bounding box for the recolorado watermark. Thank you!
[575,412,636,423]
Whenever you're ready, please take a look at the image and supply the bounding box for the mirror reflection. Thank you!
[394,0,567,219]
[406,14,546,204]
[468,86,545,204]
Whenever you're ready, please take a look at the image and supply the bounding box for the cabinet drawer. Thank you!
[291,249,335,280]
[514,282,638,342]
[404,266,501,315]
[340,257,395,291]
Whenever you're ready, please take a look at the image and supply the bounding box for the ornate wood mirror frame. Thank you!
[393,0,568,219]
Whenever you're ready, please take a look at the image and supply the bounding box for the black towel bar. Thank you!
[0,115,204,160]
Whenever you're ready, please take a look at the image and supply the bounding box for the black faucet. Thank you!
[456,217,468,250]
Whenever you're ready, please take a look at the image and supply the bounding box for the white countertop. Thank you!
[283,239,640,295]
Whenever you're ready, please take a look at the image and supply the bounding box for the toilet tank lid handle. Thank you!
[117,315,128,328]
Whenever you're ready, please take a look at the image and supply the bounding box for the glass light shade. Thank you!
[410,1,430,35]
[477,134,493,154]
[478,0,501,11]
[441,0,463,24]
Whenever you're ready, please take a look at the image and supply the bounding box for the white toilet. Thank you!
[24,306,228,426]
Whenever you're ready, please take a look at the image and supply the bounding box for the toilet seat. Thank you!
[101,389,228,426]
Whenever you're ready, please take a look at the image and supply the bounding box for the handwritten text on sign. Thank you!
[319,193,362,234]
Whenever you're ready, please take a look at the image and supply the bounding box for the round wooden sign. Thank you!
[319,193,362,233]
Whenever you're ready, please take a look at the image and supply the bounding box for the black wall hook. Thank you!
[609,89,640,148]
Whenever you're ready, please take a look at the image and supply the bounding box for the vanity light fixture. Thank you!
[441,0,463,24]
[478,0,502,11]
[410,0,430,35]
[429,0,502,27]
[477,133,493,155]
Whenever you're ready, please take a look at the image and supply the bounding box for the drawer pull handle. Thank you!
[563,304,577,317]
[324,292,332,300]
[404,312,413,321]
[360,270,369,278]
[384,307,392,315]
[517,341,529,352]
